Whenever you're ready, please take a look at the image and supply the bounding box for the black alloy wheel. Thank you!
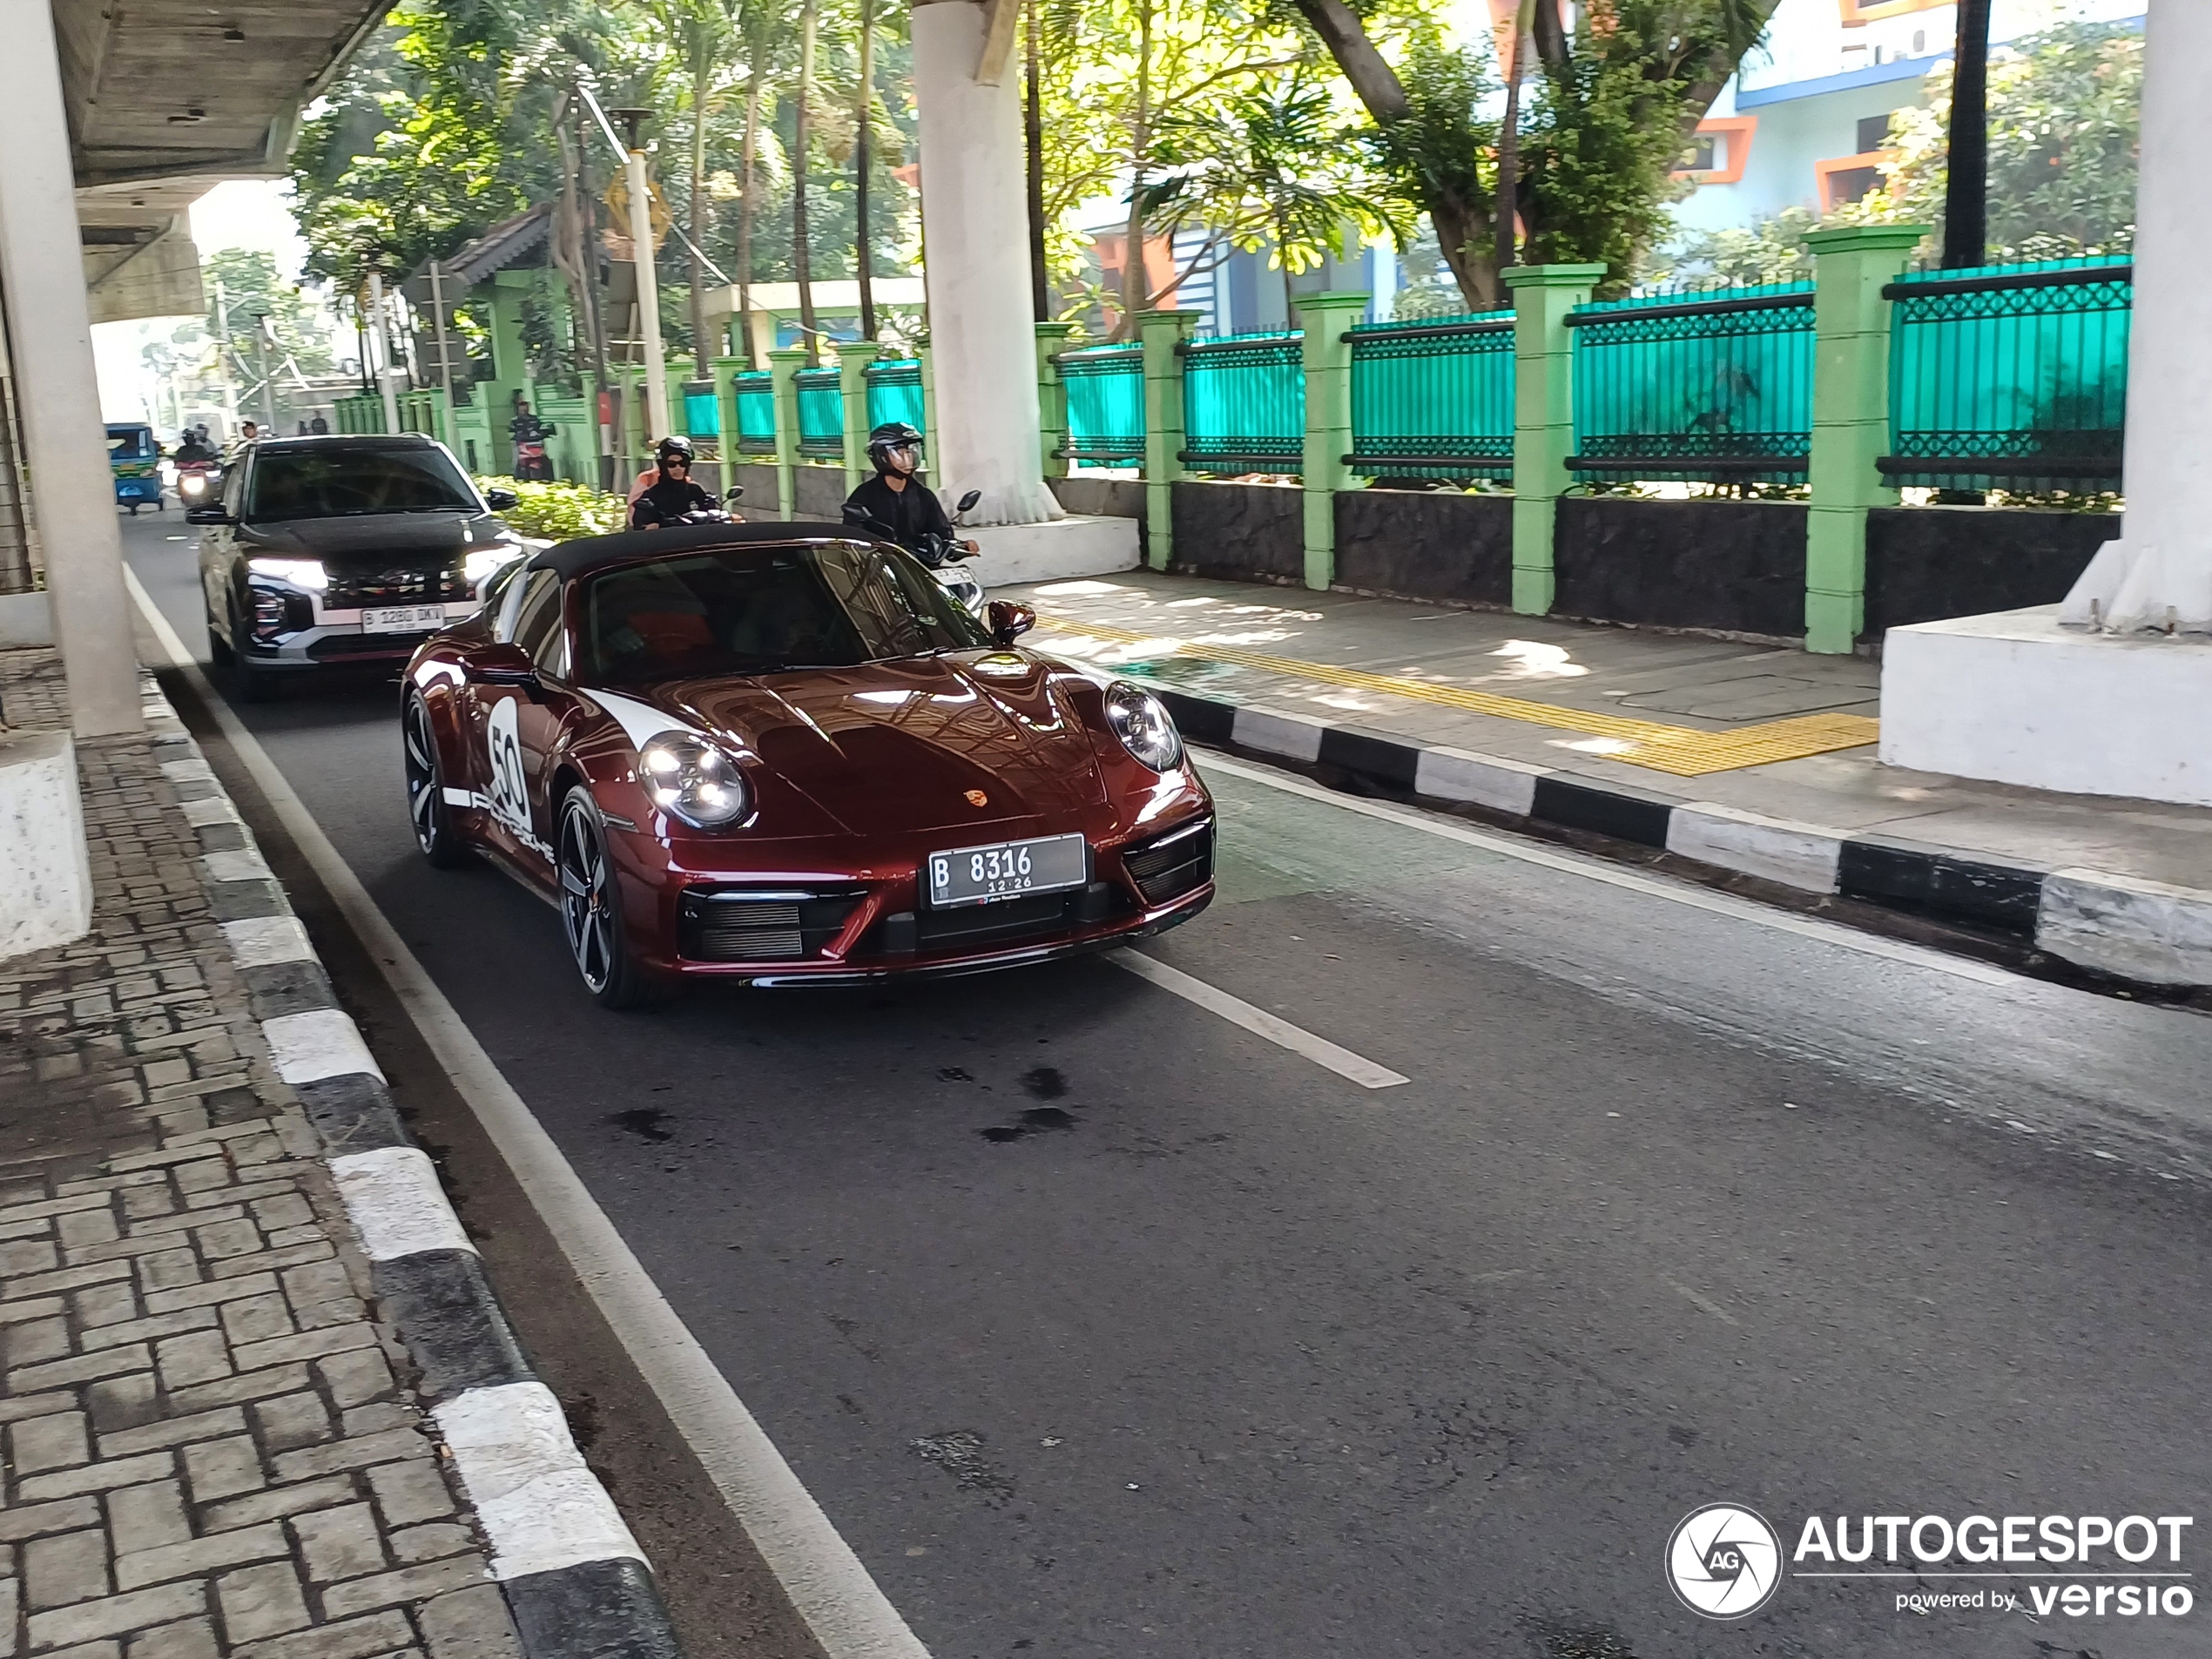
[205,608,234,668]
[402,692,471,868]
[556,786,657,1009]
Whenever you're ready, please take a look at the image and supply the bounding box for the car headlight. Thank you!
[464,546,524,588]
[638,733,752,829]
[246,557,327,591]
[1103,680,1183,772]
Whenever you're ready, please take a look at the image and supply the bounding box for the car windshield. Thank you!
[582,542,992,684]
[244,448,476,521]
[106,428,155,460]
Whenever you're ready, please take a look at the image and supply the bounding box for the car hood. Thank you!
[617,654,1109,835]
[238,510,505,570]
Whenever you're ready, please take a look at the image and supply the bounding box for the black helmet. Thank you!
[867,422,923,472]
[655,435,694,466]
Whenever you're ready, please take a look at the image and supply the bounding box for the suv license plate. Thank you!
[927,833,1088,909]
[361,604,449,635]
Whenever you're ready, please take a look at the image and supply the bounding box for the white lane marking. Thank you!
[261,1008,386,1087]
[1109,951,1409,1089]
[1193,750,2021,988]
[435,1381,646,1581]
[130,567,935,1659]
[330,1147,477,1261]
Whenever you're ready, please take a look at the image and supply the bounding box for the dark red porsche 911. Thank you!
[400,521,1215,1006]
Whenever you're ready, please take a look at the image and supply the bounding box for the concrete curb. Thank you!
[1147,686,2212,991]
[145,686,684,1659]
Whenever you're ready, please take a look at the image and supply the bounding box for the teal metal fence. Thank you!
[1347,310,1514,481]
[1568,282,1816,483]
[1058,343,1144,468]
[1881,256,2130,493]
[795,366,843,459]
[681,380,719,439]
[1181,331,1303,474]
[865,359,926,435]
[733,372,777,454]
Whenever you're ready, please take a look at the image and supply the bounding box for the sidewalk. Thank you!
[0,648,673,1658]
[1005,570,2212,989]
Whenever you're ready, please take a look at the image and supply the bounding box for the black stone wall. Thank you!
[1049,475,1146,520]
[1333,489,1513,607]
[1169,481,1304,582]
[1863,507,2120,637]
[727,463,784,516]
[1554,497,1810,638]
[792,463,847,521]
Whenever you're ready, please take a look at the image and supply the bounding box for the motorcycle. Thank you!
[511,417,556,482]
[841,489,987,617]
[175,460,222,507]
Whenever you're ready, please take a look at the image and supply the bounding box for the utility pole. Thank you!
[606,104,671,442]
[1025,0,1049,321]
[253,314,277,429]
[793,0,819,363]
[428,260,457,442]
[367,270,401,434]
[579,102,616,489]
[212,279,240,435]
[855,0,878,341]
[1942,0,1992,268]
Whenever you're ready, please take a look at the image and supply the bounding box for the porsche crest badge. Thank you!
[965,789,989,807]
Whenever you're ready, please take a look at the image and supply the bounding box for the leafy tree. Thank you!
[1846,19,2141,263]
[1646,205,1819,287]
[201,249,339,381]
[1293,0,1781,305]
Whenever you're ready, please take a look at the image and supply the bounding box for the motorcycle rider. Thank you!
[172,431,215,466]
[627,434,694,505]
[629,437,722,529]
[842,423,978,562]
[509,399,556,481]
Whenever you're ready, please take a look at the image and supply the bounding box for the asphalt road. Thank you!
[125,514,2212,1659]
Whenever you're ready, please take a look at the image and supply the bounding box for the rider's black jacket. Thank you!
[630,475,718,529]
[843,473,954,556]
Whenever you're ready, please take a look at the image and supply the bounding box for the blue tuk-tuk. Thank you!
[108,422,163,515]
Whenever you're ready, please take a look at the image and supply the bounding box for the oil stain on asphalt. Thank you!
[908,1430,1014,1505]
[607,1107,675,1143]
[981,1107,1077,1143]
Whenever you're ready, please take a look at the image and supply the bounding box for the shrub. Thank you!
[475,475,628,541]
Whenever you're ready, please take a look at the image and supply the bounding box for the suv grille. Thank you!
[679,888,865,962]
[325,567,469,609]
[1123,818,1213,907]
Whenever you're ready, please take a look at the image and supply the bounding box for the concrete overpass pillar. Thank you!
[0,0,143,738]
[909,0,1062,528]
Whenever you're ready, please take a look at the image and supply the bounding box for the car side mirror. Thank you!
[984,601,1035,648]
[955,489,982,513]
[185,504,231,526]
[469,643,540,690]
[483,488,520,510]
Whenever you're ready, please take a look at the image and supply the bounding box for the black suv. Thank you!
[194,435,524,699]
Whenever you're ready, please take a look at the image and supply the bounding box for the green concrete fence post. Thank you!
[915,334,935,483]
[1137,308,1202,570]
[1291,291,1370,593]
[1501,263,1606,616]
[768,347,806,518]
[1804,224,1928,654]
[711,353,744,497]
[1035,322,1076,480]
[835,340,881,494]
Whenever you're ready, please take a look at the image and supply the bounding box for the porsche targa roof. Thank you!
[526,521,870,583]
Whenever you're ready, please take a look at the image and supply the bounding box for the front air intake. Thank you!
[1122,817,1213,907]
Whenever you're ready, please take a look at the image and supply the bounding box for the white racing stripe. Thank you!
[1110,951,1409,1089]
[1192,750,2022,988]
[127,566,935,1659]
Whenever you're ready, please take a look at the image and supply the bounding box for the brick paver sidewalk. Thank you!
[0,647,520,1659]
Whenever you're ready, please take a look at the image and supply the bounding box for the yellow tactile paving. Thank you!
[1035,615,1879,777]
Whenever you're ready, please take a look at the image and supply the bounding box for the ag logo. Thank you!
[485,698,530,836]
[1667,1504,1782,1620]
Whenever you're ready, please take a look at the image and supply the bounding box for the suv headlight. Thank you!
[246,557,327,591]
[638,733,752,828]
[1103,680,1183,772]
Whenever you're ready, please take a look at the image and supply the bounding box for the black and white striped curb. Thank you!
[149,693,684,1659]
[1150,687,2212,991]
